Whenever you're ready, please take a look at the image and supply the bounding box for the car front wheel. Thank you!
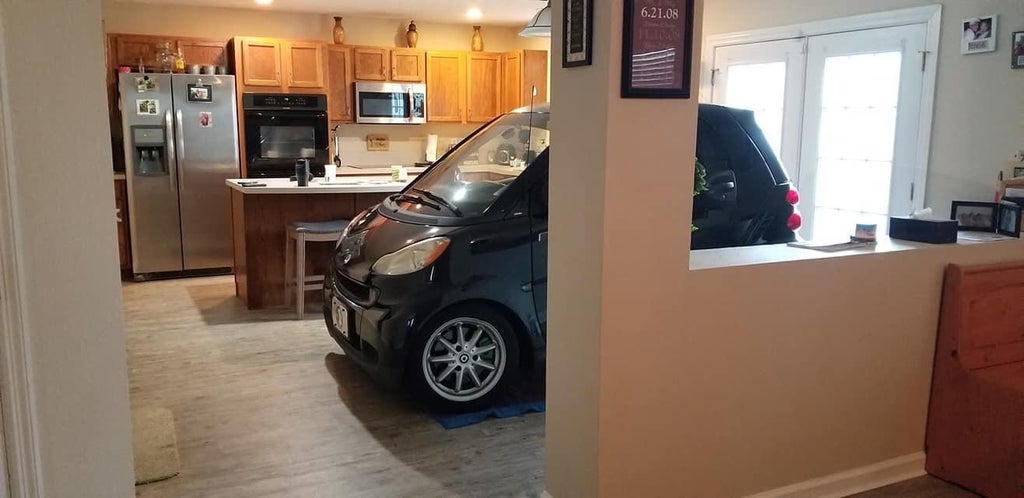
[410,305,520,412]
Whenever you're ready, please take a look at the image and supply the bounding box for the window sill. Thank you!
[689,234,1023,271]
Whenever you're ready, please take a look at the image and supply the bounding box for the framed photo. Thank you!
[998,203,1022,237]
[1013,166,1024,178]
[1012,31,1024,69]
[621,0,695,99]
[563,0,594,67]
[951,201,998,232]
[962,15,997,54]
[187,84,212,102]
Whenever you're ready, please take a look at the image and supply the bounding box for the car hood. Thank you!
[335,207,458,283]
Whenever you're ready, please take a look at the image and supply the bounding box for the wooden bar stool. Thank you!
[284,219,348,319]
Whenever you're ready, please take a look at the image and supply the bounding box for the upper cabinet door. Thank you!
[115,35,177,70]
[426,51,466,123]
[502,51,523,112]
[327,46,354,122]
[241,39,283,87]
[391,49,425,82]
[353,47,390,81]
[286,42,325,88]
[180,39,227,67]
[467,53,502,123]
[520,49,549,105]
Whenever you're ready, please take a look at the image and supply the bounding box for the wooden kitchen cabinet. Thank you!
[391,49,425,82]
[466,53,502,123]
[114,178,131,272]
[285,42,325,88]
[179,39,227,67]
[327,46,354,122]
[239,38,283,87]
[425,51,466,123]
[502,49,549,112]
[353,47,390,81]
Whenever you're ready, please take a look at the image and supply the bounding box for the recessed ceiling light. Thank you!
[466,7,483,20]
[255,0,272,5]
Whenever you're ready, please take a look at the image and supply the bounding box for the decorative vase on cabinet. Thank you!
[471,26,483,52]
[333,17,345,44]
[406,21,419,48]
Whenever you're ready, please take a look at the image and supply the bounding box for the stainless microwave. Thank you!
[354,82,426,124]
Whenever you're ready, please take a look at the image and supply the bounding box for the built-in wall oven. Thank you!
[355,82,426,124]
[242,93,328,178]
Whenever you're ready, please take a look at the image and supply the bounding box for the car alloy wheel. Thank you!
[421,317,506,402]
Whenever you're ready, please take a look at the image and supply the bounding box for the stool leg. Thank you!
[284,231,293,308]
[296,232,306,320]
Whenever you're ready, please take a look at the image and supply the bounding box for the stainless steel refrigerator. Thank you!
[119,73,239,277]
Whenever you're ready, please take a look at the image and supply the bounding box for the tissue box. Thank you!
[889,216,958,244]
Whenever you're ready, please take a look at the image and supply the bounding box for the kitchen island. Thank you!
[227,175,413,310]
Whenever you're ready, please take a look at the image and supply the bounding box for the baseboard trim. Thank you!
[746,452,926,498]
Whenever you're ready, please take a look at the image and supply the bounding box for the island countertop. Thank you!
[226,177,413,194]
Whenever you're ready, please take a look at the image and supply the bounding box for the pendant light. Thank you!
[519,0,552,38]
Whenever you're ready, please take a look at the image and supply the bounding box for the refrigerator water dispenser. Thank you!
[130,125,168,176]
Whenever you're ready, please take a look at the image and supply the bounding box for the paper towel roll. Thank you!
[425,134,438,162]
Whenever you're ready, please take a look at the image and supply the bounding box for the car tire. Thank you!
[408,304,520,413]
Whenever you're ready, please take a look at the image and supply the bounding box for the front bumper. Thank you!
[322,267,441,390]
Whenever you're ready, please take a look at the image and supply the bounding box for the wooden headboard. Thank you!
[942,262,1024,371]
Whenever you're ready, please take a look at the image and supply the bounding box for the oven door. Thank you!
[355,83,426,124]
[244,110,328,177]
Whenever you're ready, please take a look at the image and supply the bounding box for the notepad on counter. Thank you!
[787,239,877,252]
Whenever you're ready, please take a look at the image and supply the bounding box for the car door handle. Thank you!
[537,231,548,242]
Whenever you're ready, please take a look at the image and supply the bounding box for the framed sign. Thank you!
[563,0,594,67]
[621,0,695,98]
[187,84,213,102]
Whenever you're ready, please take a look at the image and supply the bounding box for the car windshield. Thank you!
[400,111,550,218]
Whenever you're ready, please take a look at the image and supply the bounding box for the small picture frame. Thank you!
[621,0,695,98]
[951,201,998,232]
[1012,31,1024,69]
[997,203,1022,238]
[563,0,594,67]
[962,15,997,54]
[187,84,212,102]
[1013,166,1024,178]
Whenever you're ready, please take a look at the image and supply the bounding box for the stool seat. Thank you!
[290,219,349,234]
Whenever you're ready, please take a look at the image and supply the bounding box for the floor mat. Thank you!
[431,378,545,429]
[131,406,181,485]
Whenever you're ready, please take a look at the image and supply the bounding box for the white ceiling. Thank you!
[114,0,547,26]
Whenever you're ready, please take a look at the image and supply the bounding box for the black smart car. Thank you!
[324,104,800,411]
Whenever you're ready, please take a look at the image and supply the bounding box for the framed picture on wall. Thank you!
[563,0,594,67]
[961,15,997,54]
[1012,31,1024,69]
[951,201,998,232]
[621,0,695,98]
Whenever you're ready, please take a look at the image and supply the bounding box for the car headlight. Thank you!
[371,237,450,276]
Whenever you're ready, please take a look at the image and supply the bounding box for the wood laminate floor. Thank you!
[124,276,975,498]
[124,276,545,498]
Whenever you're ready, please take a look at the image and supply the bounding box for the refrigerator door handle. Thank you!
[175,109,186,191]
[165,109,177,192]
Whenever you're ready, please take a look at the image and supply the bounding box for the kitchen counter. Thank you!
[228,177,400,310]
[226,177,412,195]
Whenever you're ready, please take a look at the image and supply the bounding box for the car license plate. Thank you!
[331,297,349,339]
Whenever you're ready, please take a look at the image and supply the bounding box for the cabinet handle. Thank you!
[289,72,294,84]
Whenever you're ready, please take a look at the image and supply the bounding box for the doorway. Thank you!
[707,7,940,240]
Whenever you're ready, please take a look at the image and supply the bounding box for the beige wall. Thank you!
[101,0,550,166]
[546,0,1024,496]
[702,0,1024,216]
[1,0,134,495]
